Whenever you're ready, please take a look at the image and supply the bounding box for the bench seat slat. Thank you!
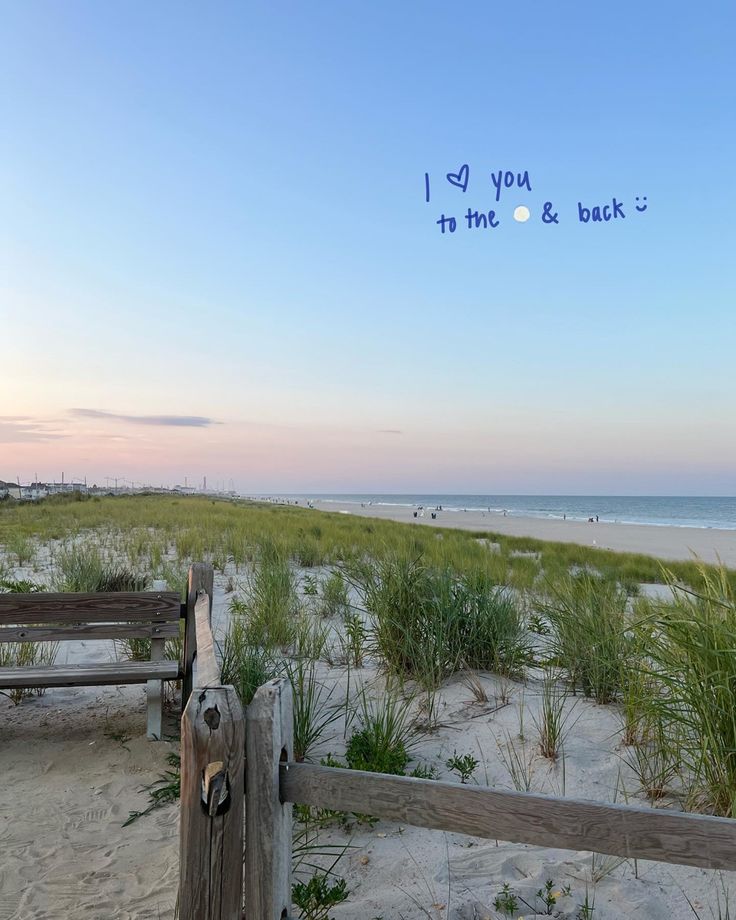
[0,622,181,643]
[0,659,180,688]
[0,592,182,625]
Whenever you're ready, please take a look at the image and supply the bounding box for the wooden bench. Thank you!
[0,588,184,738]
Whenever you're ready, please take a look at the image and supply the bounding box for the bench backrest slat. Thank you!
[1,622,182,643]
[0,591,182,627]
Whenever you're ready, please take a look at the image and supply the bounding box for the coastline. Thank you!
[297,499,736,566]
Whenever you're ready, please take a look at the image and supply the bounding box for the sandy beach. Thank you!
[3,554,730,920]
[2,502,736,920]
[300,500,736,566]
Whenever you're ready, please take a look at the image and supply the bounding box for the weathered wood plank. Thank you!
[245,678,293,920]
[280,762,736,871]
[147,637,166,740]
[0,622,180,643]
[0,659,179,688]
[0,591,181,624]
[193,591,220,688]
[182,564,213,708]
[179,685,245,920]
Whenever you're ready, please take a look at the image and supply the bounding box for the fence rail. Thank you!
[178,625,736,919]
[281,760,736,871]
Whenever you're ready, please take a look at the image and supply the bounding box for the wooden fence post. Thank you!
[244,678,294,920]
[182,563,213,709]
[179,685,245,920]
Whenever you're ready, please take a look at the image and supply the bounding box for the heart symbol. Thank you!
[446,164,469,192]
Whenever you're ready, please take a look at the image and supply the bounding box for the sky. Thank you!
[2,1,735,494]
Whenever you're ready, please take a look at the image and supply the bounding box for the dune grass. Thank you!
[632,568,736,816]
[55,542,148,593]
[351,554,529,690]
[341,685,421,776]
[9,491,736,914]
[318,571,350,618]
[0,493,731,596]
[542,573,629,703]
[534,668,577,761]
[6,491,736,823]
[4,532,36,566]
[286,658,342,763]
[231,539,300,649]
[220,618,282,708]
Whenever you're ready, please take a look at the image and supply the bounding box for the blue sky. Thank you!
[2,1,735,492]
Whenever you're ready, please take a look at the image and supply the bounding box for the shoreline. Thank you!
[310,498,736,530]
[289,498,736,566]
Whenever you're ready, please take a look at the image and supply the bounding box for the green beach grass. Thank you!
[0,492,731,591]
[5,491,736,822]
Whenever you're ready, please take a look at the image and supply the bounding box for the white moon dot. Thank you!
[513,206,530,222]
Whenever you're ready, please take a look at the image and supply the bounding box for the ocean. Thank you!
[266,495,736,530]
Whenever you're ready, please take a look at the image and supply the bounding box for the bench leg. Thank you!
[147,678,163,739]
[147,638,166,740]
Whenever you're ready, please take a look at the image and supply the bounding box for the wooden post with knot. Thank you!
[178,563,245,920]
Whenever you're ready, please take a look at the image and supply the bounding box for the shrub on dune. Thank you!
[636,567,736,816]
[542,573,628,704]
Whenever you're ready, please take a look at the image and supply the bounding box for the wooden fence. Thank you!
[179,578,736,919]
[179,563,245,920]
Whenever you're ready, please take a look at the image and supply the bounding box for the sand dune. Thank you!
[2,553,735,919]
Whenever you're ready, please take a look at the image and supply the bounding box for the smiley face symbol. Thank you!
[635,196,648,212]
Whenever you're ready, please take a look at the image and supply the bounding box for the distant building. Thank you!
[0,480,90,501]
[22,482,49,500]
[45,481,88,495]
[0,481,22,500]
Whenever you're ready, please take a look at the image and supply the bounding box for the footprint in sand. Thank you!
[0,890,22,920]
[81,806,110,823]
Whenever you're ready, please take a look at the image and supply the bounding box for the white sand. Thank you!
[1,688,179,920]
[2,549,735,918]
[299,499,736,566]
[310,668,730,920]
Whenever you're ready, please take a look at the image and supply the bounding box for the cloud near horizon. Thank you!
[0,417,66,444]
[70,409,218,428]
